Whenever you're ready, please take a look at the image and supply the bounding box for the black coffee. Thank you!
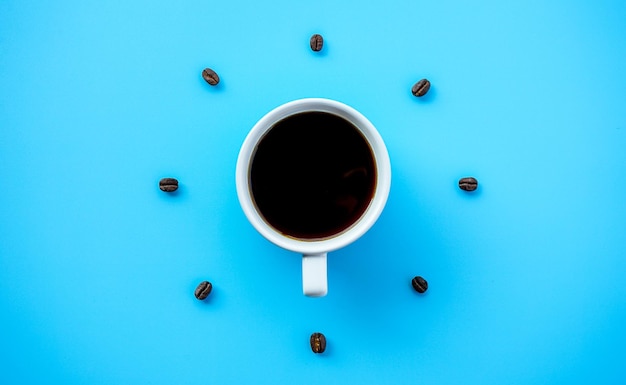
[250,111,376,240]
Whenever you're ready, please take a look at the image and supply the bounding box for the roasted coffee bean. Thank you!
[411,276,428,293]
[159,177,179,192]
[202,68,220,86]
[310,332,326,353]
[194,281,213,300]
[458,177,478,192]
[310,34,324,52]
[411,79,431,97]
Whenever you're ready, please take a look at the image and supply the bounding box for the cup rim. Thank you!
[236,98,391,255]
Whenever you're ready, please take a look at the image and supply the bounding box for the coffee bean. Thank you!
[310,332,326,353]
[159,178,179,192]
[194,281,213,300]
[202,68,220,86]
[411,79,431,97]
[411,276,428,293]
[458,177,478,192]
[310,34,324,52]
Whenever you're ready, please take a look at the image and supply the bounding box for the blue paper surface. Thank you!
[1,0,625,384]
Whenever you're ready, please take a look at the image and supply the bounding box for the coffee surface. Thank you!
[250,111,376,240]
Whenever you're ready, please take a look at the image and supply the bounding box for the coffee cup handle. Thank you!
[302,253,328,297]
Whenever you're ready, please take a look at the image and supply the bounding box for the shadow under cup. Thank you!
[250,110,377,241]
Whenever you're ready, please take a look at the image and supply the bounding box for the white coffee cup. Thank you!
[236,98,391,297]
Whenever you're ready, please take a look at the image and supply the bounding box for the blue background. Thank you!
[1,0,625,384]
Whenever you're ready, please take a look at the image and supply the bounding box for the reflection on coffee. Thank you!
[250,111,376,240]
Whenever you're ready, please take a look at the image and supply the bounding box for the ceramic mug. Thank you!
[236,98,391,297]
